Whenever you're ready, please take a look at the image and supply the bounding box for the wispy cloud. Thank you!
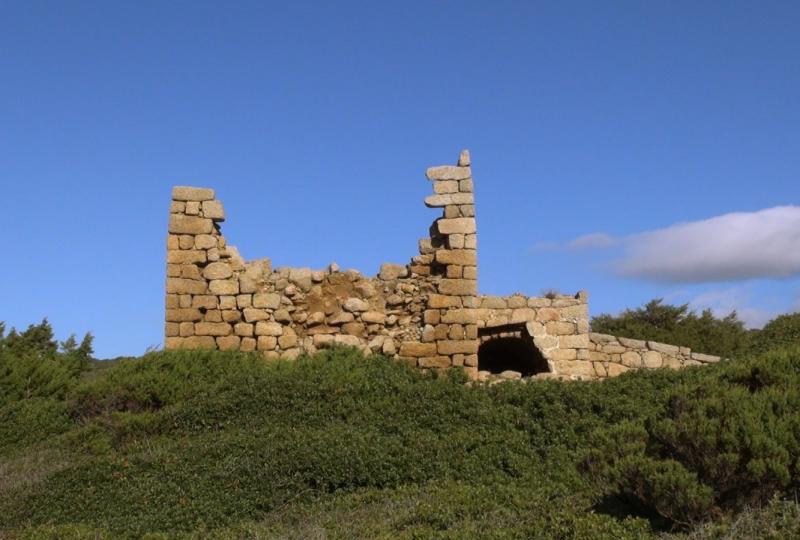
[566,233,618,250]
[687,286,778,329]
[555,206,800,284]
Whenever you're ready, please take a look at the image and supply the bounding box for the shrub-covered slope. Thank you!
[1,322,799,538]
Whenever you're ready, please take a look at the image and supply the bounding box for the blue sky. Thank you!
[1,1,798,358]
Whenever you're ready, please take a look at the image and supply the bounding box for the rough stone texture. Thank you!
[165,150,719,381]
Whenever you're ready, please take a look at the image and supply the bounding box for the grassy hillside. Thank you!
[1,323,800,538]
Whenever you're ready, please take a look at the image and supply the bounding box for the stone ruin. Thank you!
[165,150,721,381]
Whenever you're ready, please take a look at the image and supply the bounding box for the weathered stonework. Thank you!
[164,151,720,380]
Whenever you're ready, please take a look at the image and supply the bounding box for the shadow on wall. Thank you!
[478,332,550,376]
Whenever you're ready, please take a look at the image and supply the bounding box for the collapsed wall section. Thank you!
[163,149,723,381]
[586,333,721,377]
[164,151,482,375]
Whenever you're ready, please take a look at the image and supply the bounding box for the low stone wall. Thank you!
[587,333,722,377]
[164,149,722,381]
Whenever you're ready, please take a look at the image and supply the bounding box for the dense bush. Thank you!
[582,345,800,527]
[748,312,800,352]
[1,317,799,538]
[0,320,93,406]
[591,299,751,357]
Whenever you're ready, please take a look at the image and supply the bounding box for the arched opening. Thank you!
[478,326,550,376]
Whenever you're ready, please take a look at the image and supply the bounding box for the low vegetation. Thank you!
[0,313,798,538]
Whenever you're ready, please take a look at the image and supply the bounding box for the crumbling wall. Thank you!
[587,333,721,377]
[164,150,722,381]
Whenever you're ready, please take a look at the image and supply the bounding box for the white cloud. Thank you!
[565,206,800,283]
[687,287,777,329]
[567,233,618,250]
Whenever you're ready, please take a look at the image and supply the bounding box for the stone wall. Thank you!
[164,150,721,380]
[587,333,721,377]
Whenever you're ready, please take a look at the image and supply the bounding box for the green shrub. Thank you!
[582,344,800,527]
[591,299,751,357]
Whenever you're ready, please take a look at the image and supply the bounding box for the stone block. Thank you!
[446,265,462,278]
[166,278,207,295]
[437,340,478,355]
[255,321,283,336]
[242,308,270,322]
[194,322,231,336]
[606,363,630,377]
[433,180,459,194]
[204,309,222,322]
[426,165,471,181]
[179,235,195,249]
[648,341,680,355]
[240,337,256,352]
[444,205,460,218]
[208,279,239,295]
[361,311,386,324]
[252,292,281,309]
[692,352,720,363]
[172,186,215,201]
[379,263,408,280]
[510,308,537,323]
[289,267,313,291]
[168,214,213,235]
[201,200,225,220]
[216,335,240,350]
[546,321,575,335]
[179,320,195,337]
[399,341,437,357]
[278,330,298,349]
[462,266,477,279]
[203,262,233,280]
[219,296,237,309]
[560,334,589,348]
[424,309,440,325]
[418,356,451,368]
[550,348,577,361]
[334,335,361,347]
[424,193,474,208]
[526,321,545,337]
[618,337,647,349]
[222,310,241,323]
[165,322,180,337]
[439,279,477,296]
[167,250,207,264]
[194,234,217,249]
[343,297,370,312]
[342,322,366,337]
[428,294,461,308]
[436,217,476,235]
[536,308,560,322]
[165,336,216,349]
[435,249,477,266]
[643,351,663,368]
[555,360,594,378]
[257,336,278,350]
[274,309,292,323]
[621,351,642,368]
[165,308,203,322]
[234,323,254,337]
[441,309,489,324]
[328,311,355,325]
[313,334,334,348]
[481,296,507,309]
[464,234,477,249]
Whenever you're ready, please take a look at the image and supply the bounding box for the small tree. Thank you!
[591,299,750,357]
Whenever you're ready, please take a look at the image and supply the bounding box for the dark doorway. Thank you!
[478,327,549,376]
